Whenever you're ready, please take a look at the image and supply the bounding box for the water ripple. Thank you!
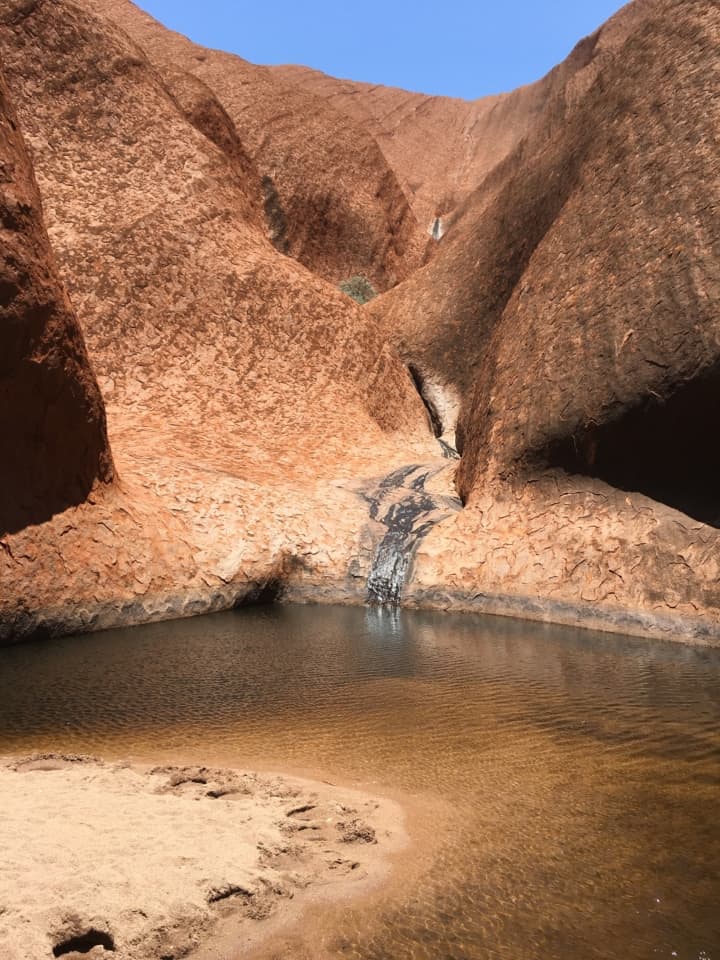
[1,605,719,959]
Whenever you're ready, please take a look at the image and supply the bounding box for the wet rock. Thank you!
[375,0,720,640]
[363,464,461,604]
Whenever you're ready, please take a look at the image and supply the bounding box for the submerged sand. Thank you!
[0,755,404,960]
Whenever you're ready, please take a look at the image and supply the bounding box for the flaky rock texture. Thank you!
[0,0,438,642]
[368,0,659,405]
[456,0,720,494]
[274,2,654,237]
[82,0,428,291]
[1,0,719,645]
[0,59,112,537]
[399,0,720,641]
[271,67,545,236]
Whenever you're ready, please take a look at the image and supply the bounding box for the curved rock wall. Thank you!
[0,55,112,537]
[0,0,438,644]
[1,0,719,646]
[403,0,720,643]
[84,0,428,292]
[368,0,664,404]
[456,0,720,495]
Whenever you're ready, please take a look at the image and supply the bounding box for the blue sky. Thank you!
[135,0,628,99]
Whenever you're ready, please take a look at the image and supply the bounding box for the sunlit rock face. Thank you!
[0,0,437,644]
[0,59,113,538]
[78,0,429,293]
[271,67,556,240]
[1,0,719,644]
[367,0,659,406]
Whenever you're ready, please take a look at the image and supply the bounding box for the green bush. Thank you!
[339,275,377,305]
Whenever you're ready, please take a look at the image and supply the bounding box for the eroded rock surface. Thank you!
[369,0,660,401]
[1,0,719,645]
[272,66,546,235]
[0,59,112,537]
[81,0,428,292]
[363,464,461,604]
[401,0,720,641]
[0,0,438,643]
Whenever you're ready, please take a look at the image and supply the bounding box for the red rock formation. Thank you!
[0,56,112,537]
[436,0,720,500]
[272,3,654,238]
[271,66,544,235]
[82,0,428,292]
[400,0,720,641]
[367,2,661,423]
[0,0,438,642]
[1,0,427,436]
[1,0,719,646]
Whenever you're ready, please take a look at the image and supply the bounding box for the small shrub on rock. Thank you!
[339,275,377,305]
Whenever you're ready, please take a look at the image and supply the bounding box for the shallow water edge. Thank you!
[3,576,720,649]
[2,604,719,959]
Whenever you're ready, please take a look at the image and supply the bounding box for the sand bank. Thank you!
[0,755,405,960]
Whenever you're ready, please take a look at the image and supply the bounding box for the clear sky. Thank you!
[135,0,628,100]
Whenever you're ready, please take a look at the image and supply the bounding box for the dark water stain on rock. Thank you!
[362,464,461,605]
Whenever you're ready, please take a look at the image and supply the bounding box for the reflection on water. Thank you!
[1,605,719,959]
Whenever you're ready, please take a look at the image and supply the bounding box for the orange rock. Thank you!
[1,0,719,645]
[85,0,429,291]
[0,58,112,538]
[0,0,437,643]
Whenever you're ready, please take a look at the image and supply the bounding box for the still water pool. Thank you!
[1,605,718,959]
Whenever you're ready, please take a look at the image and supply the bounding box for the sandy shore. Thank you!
[0,755,405,960]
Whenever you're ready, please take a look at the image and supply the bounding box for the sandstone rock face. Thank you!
[1,0,719,646]
[368,0,661,406]
[82,0,428,292]
[0,0,437,643]
[0,56,112,537]
[272,3,655,238]
[0,0,427,439]
[456,0,720,498]
[272,66,546,236]
[401,0,720,642]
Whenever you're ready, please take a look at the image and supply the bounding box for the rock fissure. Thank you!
[408,364,443,438]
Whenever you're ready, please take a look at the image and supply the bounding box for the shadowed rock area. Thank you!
[399,0,720,641]
[1,0,719,645]
[0,61,112,536]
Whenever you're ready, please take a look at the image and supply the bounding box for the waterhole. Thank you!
[1,605,718,959]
